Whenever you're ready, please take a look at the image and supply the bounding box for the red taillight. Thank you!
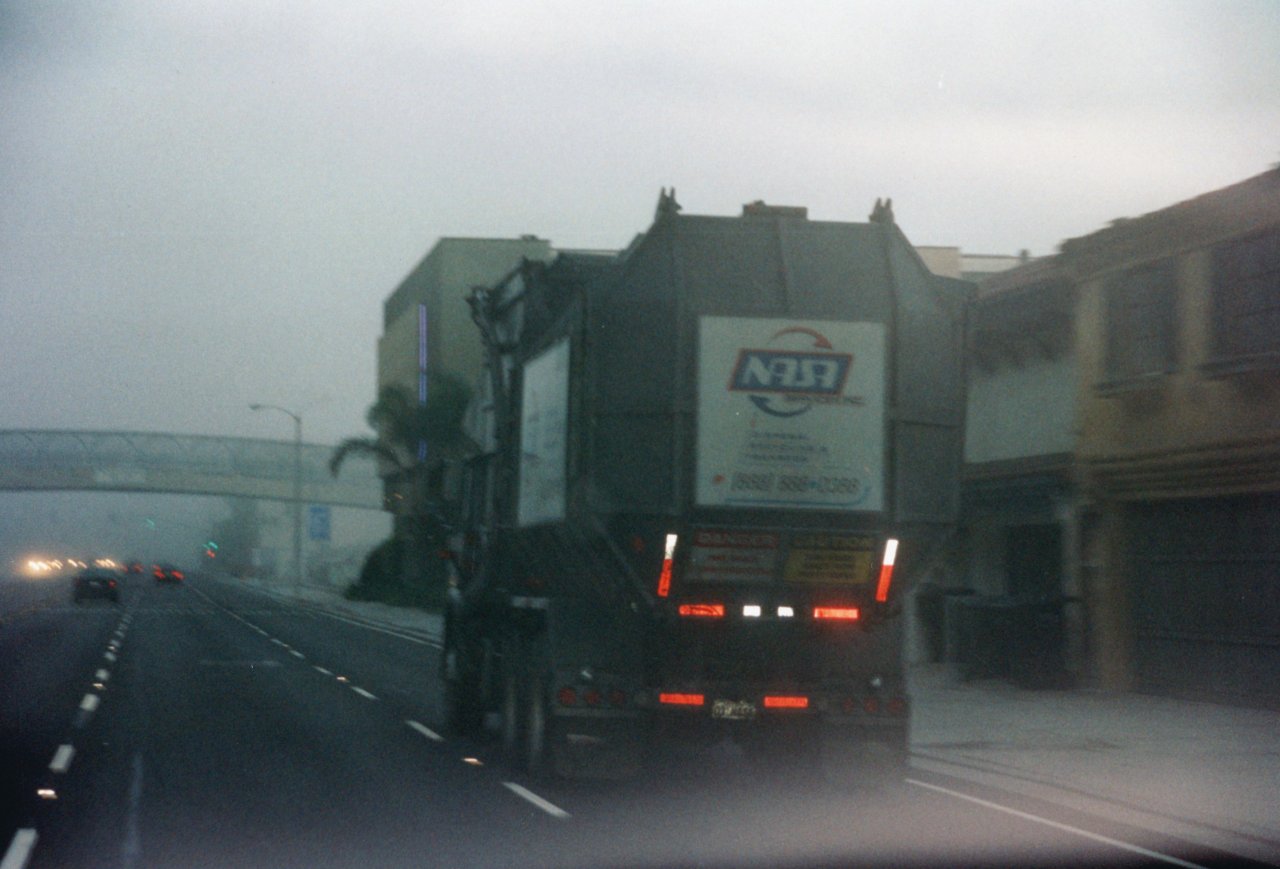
[863,696,881,715]
[608,688,627,708]
[875,538,899,603]
[658,692,705,706]
[813,606,860,620]
[886,696,908,717]
[678,603,724,618]
[173,571,184,580]
[556,687,578,707]
[656,533,677,598]
[763,695,809,709]
[583,688,602,707]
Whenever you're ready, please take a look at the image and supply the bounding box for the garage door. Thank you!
[1129,493,1280,708]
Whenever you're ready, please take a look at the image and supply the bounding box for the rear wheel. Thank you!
[499,648,523,759]
[441,642,483,736]
[524,667,550,776]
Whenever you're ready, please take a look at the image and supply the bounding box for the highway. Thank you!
[1,571,1263,868]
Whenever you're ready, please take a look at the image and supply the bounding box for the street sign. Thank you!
[307,505,331,541]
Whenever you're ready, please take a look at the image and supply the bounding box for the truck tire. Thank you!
[524,667,550,776]
[500,650,523,759]
[441,646,483,735]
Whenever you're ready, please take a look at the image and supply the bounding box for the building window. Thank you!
[1103,260,1176,384]
[1210,228,1280,367]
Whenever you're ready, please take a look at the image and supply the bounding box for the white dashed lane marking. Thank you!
[1,828,38,869]
[49,744,75,773]
[406,720,444,742]
[503,783,570,819]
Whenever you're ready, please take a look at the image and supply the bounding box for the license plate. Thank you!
[711,699,757,721]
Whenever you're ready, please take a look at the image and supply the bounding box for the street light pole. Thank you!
[250,403,303,593]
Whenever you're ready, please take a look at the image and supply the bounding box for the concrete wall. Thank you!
[377,237,554,400]
[966,354,1076,464]
[1076,247,1280,465]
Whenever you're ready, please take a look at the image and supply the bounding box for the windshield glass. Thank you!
[2,3,1277,868]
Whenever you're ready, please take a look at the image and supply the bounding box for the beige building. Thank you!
[1064,168,1280,705]
[916,246,1031,285]
[942,168,1280,707]
[378,236,555,403]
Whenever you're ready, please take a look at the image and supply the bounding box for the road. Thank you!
[0,571,1264,868]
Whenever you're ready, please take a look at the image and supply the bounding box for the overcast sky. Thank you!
[2,0,1277,447]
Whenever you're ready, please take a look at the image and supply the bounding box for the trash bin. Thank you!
[948,594,1069,686]
[954,595,1021,680]
[1008,596,1068,689]
[941,589,979,669]
[914,584,959,663]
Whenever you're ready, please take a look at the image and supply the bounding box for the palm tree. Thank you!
[331,373,474,603]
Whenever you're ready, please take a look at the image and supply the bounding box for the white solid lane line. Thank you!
[905,779,1208,869]
[1,829,37,869]
[80,694,99,712]
[406,720,444,742]
[96,669,110,682]
[503,782,570,819]
[49,744,76,773]
[104,652,117,663]
[350,686,378,700]
[308,608,441,648]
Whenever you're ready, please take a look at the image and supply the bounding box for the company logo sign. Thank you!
[728,326,854,417]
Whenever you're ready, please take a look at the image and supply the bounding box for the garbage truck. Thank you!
[441,191,971,780]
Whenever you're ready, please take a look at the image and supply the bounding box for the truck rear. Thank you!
[444,193,971,782]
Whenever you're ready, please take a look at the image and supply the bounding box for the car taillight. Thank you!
[656,533,677,598]
[813,606,860,620]
[762,695,809,709]
[678,603,724,618]
[875,538,899,603]
[658,692,704,706]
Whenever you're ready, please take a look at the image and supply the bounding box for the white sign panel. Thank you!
[697,317,885,511]
[518,338,570,526]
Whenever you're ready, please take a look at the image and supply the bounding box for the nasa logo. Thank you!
[728,326,853,418]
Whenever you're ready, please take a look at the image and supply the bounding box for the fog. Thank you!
[1,1,1276,560]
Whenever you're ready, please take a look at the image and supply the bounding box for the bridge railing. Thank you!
[0,430,383,509]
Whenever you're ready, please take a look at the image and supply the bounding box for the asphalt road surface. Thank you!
[1,572,1263,868]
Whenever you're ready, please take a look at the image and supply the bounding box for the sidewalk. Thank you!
[224,575,444,643]
[224,576,1279,863]
[908,663,1280,863]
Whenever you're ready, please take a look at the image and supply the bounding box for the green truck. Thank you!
[442,193,971,781]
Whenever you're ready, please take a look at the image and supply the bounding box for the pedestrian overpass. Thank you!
[0,429,383,510]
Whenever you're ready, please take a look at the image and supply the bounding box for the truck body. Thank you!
[443,193,971,780]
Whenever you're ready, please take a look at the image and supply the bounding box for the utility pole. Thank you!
[250,403,304,592]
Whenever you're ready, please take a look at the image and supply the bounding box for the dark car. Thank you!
[73,568,121,604]
[153,563,184,583]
